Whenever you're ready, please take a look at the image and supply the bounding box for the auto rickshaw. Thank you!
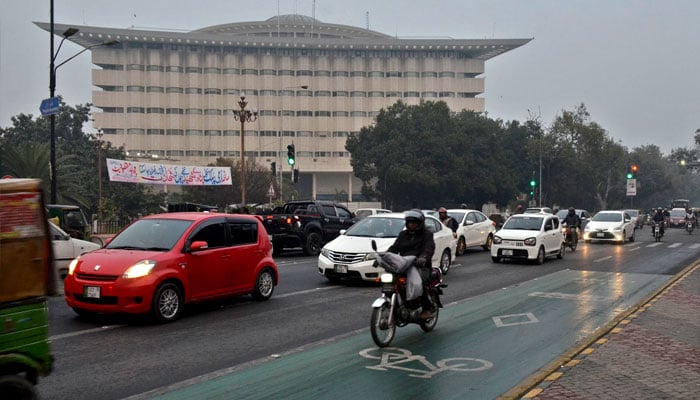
[0,178,55,400]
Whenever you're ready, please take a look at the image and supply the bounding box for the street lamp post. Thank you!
[233,94,258,208]
[279,85,308,201]
[47,12,118,203]
[95,129,104,223]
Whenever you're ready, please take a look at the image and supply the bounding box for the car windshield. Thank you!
[502,216,543,231]
[592,212,622,222]
[670,209,686,217]
[344,216,404,238]
[355,210,372,219]
[447,211,465,222]
[106,218,193,251]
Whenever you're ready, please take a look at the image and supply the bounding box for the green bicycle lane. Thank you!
[131,269,670,400]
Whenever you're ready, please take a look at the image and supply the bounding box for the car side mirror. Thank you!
[190,240,209,252]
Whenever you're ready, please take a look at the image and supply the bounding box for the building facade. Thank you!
[37,15,530,201]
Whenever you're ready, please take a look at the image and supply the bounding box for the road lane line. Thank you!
[50,325,126,341]
[668,242,682,248]
[690,243,700,249]
[629,247,641,251]
[275,286,341,299]
[646,243,663,247]
[594,256,612,263]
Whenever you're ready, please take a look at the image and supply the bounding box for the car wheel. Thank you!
[0,375,36,400]
[151,282,183,323]
[252,268,275,301]
[629,229,635,242]
[456,237,466,256]
[303,232,322,256]
[482,234,493,251]
[491,256,500,263]
[439,249,451,274]
[534,246,545,265]
[557,242,565,259]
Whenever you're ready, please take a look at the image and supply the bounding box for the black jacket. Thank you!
[440,216,459,233]
[388,227,435,271]
[564,213,581,228]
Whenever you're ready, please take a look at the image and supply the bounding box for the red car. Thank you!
[64,212,278,322]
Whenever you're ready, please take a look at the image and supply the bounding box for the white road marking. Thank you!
[529,291,612,302]
[668,242,683,248]
[646,242,663,247]
[594,256,613,263]
[690,243,700,249]
[629,247,641,251]
[492,312,539,327]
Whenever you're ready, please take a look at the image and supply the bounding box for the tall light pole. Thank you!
[95,129,104,223]
[233,93,258,208]
[48,9,117,203]
[279,85,308,201]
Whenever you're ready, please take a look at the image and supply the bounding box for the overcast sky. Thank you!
[1,0,697,154]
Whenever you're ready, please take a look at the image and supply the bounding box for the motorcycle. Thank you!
[561,225,578,252]
[369,240,446,348]
[686,220,694,235]
[652,222,663,242]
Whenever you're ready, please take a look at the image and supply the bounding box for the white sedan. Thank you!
[50,221,100,281]
[446,209,496,255]
[582,210,636,243]
[491,213,565,264]
[318,213,457,282]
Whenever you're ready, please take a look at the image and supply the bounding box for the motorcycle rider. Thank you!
[652,207,665,237]
[438,207,458,239]
[388,209,436,319]
[563,207,581,245]
[685,209,696,227]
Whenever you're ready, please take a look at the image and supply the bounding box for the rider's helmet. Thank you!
[438,207,447,217]
[404,209,425,233]
[568,207,576,216]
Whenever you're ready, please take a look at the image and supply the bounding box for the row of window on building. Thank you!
[103,129,355,137]
[107,86,477,98]
[127,149,350,158]
[103,64,481,79]
[104,108,420,117]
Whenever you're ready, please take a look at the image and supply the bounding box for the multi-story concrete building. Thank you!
[37,15,530,201]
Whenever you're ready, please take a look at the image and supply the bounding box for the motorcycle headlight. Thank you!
[524,237,537,246]
[380,273,394,283]
[493,236,502,244]
[122,260,157,279]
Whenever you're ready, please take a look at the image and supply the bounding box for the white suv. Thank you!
[491,213,565,264]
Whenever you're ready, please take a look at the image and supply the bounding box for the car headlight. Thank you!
[122,260,157,279]
[524,237,537,246]
[320,248,330,258]
[68,257,80,276]
[612,225,623,231]
[363,252,377,261]
[493,236,502,244]
[380,273,394,283]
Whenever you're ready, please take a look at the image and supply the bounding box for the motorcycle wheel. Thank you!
[419,292,440,332]
[370,303,396,347]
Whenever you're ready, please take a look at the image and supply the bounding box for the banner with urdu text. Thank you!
[106,158,232,186]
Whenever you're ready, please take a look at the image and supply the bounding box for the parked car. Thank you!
[523,207,554,214]
[668,208,687,228]
[623,209,645,228]
[555,208,592,231]
[491,213,565,264]
[318,212,457,281]
[64,212,278,323]
[50,220,100,281]
[355,208,392,220]
[582,210,636,243]
[446,209,496,255]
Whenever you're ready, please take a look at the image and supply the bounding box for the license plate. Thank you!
[334,264,348,273]
[596,232,605,238]
[84,286,101,298]
[502,249,513,256]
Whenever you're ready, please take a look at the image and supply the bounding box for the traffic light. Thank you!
[270,162,276,176]
[627,164,638,179]
[292,169,299,183]
[529,179,536,196]
[287,144,295,166]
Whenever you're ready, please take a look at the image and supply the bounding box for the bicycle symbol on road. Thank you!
[359,347,493,379]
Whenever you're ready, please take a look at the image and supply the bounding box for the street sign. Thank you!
[267,183,275,197]
[626,178,637,196]
[39,97,59,116]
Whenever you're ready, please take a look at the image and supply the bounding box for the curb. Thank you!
[498,258,700,400]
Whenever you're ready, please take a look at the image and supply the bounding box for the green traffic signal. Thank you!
[626,172,633,179]
[287,144,295,165]
[529,179,536,187]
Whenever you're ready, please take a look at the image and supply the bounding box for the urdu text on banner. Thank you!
[106,158,232,186]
